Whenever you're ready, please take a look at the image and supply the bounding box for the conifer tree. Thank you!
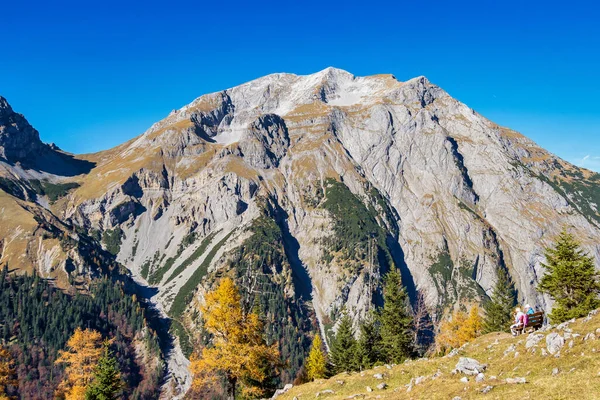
[85,342,123,400]
[305,333,327,381]
[379,269,413,363]
[190,277,280,400]
[0,347,16,400]
[354,311,382,370]
[483,267,516,333]
[330,313,357,373]
[539,230,600,323]
[56,328,104,400]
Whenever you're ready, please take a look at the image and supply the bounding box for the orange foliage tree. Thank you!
[435,305,482,354]
[0,347,16,400]
[190,277,280,400]
[55,328,104,400]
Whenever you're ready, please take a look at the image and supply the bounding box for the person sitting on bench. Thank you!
[510,307,528,336]
[525,304,535,315]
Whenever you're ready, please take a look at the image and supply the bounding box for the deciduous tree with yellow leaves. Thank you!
[190,277,280,400]
[55,328,104,400]
[305,333,327,381]
[0,347,16,400]
[435,305,482,354]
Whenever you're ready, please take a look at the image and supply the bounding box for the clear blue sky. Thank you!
[2,0,599,171]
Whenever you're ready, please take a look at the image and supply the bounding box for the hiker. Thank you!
[525,304,535,315]
[510,307,528,336]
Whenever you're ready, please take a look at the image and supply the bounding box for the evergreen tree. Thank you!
[538,230,600,323]
[305,333,327,381]
[85,342,123,400]
[354,311,382,370]
[379,269,413,363]
[329,313,357,373]
[483,267,516,333]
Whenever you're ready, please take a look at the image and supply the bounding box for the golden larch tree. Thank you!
[305,333,327,381]
[55,327,104,400]
[190,277,280,400]
[435,305,482,354]
[0,347,16,400]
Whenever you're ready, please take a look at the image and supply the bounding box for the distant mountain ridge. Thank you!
[1,67,599,398]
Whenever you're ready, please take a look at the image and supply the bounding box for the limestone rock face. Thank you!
[2,67,600,398]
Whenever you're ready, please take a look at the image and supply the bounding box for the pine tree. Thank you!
[379,269,414,363]
[330,313,357,373]
[305,333,327,381]
[483,267,516,333]
[189,277,280,400]
[354,311,382,370]
[85,342,123,400]
[538,230,600,323]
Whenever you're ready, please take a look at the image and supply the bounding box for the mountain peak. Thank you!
[0,96,14,118]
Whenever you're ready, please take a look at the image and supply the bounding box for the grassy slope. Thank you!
[280,312,600,399]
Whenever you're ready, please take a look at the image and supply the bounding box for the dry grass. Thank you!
[280,313,600,400]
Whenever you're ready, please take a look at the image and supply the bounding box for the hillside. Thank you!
[278,309,600,400]
[1,67,600,397]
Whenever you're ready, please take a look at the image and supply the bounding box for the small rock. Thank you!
[564,332,572,340]
[336,380,345,385]
[432,369,442,379]
[373,373,384,380]
[546,333,565,355]
[415,376,425,385]
[447,348,460,357]
[569,340,574,349]
[585,333,597,341]
[552,368,559,376]
[569,368,576,373]
[454,357,487,375]
[385,364,392,370]
[481,385,494,394]
[376,383,387,390]
[366,386,372,392]
[490,375,497,380]
[475,373,485,382]
[514,351,520,358]
[541,348,548,356]
[452,397,462,400]
[504,344,516,356]
[526,333,545,349]
[505,377,527,384]
[460,377,469,383]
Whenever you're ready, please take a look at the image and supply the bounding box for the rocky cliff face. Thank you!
[1,68,600,397]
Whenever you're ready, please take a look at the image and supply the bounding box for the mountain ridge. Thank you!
[1,67,599,398]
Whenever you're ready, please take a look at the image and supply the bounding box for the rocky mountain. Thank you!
[1,67,599,397]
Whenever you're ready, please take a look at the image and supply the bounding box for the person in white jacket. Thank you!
[510,307,526,336]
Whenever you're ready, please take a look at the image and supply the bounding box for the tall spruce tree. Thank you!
[379,269,414,363]
[538,230,600,323]
[330,313,357,373]
[85,342,123,400]
[354,311,382,370]
[483,267,516,333]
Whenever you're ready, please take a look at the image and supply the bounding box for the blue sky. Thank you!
[2,0,599,171]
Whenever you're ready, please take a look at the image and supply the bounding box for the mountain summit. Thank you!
[1,68,599,397]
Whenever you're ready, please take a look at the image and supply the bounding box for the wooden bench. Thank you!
[514,311,544,334]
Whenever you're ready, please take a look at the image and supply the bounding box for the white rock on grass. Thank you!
[546,333,565,355]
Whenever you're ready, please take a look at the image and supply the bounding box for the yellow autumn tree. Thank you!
[55,328,104,400]
[0,347,16,400]
[435,305,482,354]
[305,333,327,381]
[190,277,280,400]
